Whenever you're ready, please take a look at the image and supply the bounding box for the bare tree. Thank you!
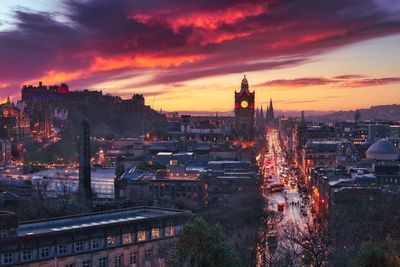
[54,173,76,210]
[33,178,51,206]
[281,219,333,267]
[257,209,284,267]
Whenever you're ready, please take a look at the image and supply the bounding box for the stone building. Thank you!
[0,207,191,266]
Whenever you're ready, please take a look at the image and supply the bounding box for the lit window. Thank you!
[75,241,84,252]
[106,236,116,246]
[99,257,108,267]
[115,255,122,267]
[58,244,67,255]
[91,239,100,249]
[22,250,32,261]
[137,230,146,241]
[40,247,50,258]
[151,228,160,239]
[145,249,152,261]
[3,253,13,264]
[165,225,174,237]
[130,252,138,264]
[122,233,132,244]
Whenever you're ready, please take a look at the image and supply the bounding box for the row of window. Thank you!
[382,178,399,184]
[13,249,154,267]
[1,226,177,265]
[306,154,335,159]
[155,192,200,199]
[307,160,334,166]
[150,184,202,191]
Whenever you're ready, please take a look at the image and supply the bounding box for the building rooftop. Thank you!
[16,207,190,237]
[304,140,338,152]
[366,139,400,160]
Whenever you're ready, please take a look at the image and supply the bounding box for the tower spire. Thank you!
[269,98,274,122]
[240,75,249,93]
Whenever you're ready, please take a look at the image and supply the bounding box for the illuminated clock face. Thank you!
[241,100,248,108]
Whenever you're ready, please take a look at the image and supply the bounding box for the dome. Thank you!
[366,139,400,160]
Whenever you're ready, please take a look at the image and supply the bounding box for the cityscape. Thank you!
[1,1,400,267]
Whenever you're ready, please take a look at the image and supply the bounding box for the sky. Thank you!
[0,0,400,112]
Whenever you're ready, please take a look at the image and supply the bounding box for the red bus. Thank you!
[267,182,285,193]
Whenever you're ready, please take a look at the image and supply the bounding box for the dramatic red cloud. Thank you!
[258,76,400,89]
[0,83,9,89]
[1,0,400,101]
[90,54,204,71]
[343,77,400,87]
[130,1,268,32]
[333,74,366,79]
[258,78,338,88]
[24,54,204,85]
[25,71,84,85]
[188,28,266,45]
[268,28,351,50]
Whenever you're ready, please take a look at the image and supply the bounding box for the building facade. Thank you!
[0,207,191,267]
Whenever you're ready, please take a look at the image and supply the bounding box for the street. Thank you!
[257,128,309,266]
[263,128,307,224]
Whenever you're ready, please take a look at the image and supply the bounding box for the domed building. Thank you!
[366,139,400,161]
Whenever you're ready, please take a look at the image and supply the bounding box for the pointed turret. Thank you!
[269,98,274,122]
[300,110,306,127]
[260,106,264,122]
[255,107,260,125]
[240,75,249,93]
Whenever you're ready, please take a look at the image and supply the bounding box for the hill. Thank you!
[24,90,166,163]
[60,92,166,138]
[310,104,400,122]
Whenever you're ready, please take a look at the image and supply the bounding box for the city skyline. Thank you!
[1,0,400,112]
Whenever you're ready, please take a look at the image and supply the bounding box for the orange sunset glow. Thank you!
[0,0,399,112]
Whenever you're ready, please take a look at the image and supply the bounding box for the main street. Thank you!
[257,127,309,266]
[263,128,306,224]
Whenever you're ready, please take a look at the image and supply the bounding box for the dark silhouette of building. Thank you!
[234,76,255,141]
[79,119,92,203]
[266,98,275,124]
[132,94,145,106]
[354,109,361,122]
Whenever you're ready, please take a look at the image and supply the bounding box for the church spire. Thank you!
[300,110,306,127]
[255,107,260,125]
[269,98,274,122]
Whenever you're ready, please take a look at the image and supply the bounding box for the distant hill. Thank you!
[310,104,400,122]
[25,91,166,163]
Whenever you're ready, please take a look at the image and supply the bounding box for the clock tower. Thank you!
[234,76,255,141]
